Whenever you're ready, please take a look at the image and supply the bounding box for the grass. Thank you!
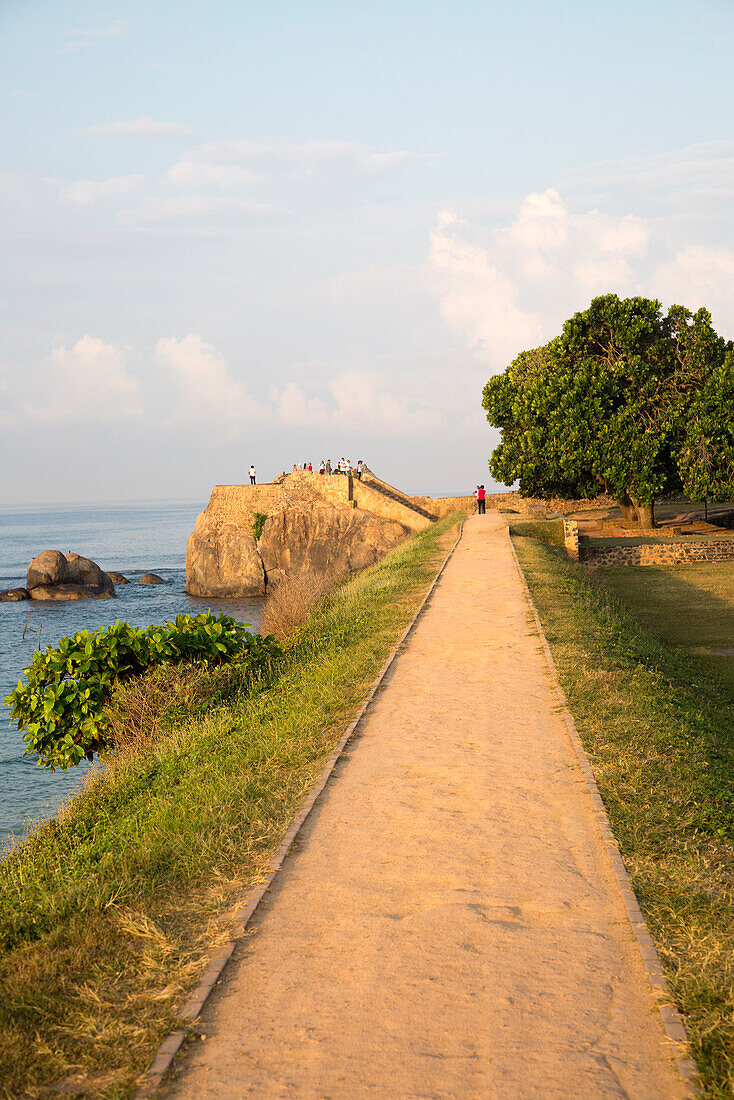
[0,513,463,1100]
[508,517,565,548]
[599,562,734,694]
[513,534,734,1098]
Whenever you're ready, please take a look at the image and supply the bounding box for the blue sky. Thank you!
[2,1,734,502]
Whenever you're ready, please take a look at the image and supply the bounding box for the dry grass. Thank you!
[259,570,335,644]
[102,661,248,755]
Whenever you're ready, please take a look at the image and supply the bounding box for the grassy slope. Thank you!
[514,536,734,1099]
[0,515,462,1100]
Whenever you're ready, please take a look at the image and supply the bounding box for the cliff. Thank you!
[185,469,479,597]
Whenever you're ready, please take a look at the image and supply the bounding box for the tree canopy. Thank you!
[482,294,734,527]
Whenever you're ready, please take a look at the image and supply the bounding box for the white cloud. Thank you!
[61,20,129,52]
[120,195,290,226]
[166,161,257,189]
[654,246,734,316]
[29,336,142,422]
[77,118,196,140]
[270,368,442,436]
[167,140,435,189]
[429,209,543,367]
[155,334,262,422]
[428,191,654,369]
[58,174,145,206]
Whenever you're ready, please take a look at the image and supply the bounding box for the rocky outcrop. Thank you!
[107,571,129,585]
[27,550,68,589]
[139,573,166,585]
[26,551,115,600]
[30,584,113,601]
[65,553,115,595]
[258,505,409,588]
[0,587,30,602]
[186,499,409,597]
[187,516,266,597]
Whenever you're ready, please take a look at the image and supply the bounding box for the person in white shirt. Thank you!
[249,465,256,484]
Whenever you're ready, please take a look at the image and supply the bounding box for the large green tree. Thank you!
[482,294,734,527]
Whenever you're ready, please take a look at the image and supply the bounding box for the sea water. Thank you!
[0,500,263,851]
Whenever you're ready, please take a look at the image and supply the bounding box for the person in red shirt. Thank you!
[475,484,486,514]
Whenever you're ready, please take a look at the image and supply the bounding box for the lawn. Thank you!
[599,562,734,693]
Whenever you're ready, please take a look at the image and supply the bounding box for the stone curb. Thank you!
[507,530,702,1098]
[133,521,465,1098]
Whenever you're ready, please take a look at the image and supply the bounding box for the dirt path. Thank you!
[166,515,687,1099]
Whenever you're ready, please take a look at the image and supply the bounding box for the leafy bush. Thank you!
[5,613,281,771]
[252,512,268,540]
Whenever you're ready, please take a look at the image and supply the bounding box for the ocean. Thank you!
[0,500,263,851]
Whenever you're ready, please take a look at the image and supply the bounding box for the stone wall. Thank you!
[201,473,352,527]
[352,479,432,531]
[580,539,734,567]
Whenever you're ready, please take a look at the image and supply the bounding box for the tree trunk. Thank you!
[616,496,638,524]
[630,498,655,529]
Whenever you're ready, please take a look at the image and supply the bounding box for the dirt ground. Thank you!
[164,514,687,1099]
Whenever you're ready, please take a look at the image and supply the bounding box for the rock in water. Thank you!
[26,550,115,599]
[139,573,166,585]
[27,550,68,590]
[65,553,115,596]
[0,588,30,602]
[106,571,130,584]
[258,505,408,588]
[187,519,266,597]
[30,583,113,601]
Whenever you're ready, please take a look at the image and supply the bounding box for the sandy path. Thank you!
[166,515,686,1099]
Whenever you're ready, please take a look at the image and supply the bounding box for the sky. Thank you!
[2,0,734,504]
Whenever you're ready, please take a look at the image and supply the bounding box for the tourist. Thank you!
[355,459,364,480]
[326,459,332,475]
[319,460,325,475]
[249,464,257,485]
[475,484,486,515]
[293,464,298,473]
[308,461,313,472]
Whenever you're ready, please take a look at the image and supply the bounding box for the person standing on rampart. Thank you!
[319,460,325,475]
[249,465,257,485]
[475,484,486,514]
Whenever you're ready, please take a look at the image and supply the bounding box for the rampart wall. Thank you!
[200,475,583,531]
[200,474,352,527]
[351,479,432,531]
[581,540,734,567]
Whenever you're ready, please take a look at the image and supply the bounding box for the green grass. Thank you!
[513,535,734,1098]
[600,562,734,694]
[0,514,462,1100]
[507,518,564,548]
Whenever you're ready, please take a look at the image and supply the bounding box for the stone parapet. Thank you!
[352,479,432,531]
[581,540,734,567]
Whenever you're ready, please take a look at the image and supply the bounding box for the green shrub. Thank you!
[252,512,268,540]
[5,613,281,771]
